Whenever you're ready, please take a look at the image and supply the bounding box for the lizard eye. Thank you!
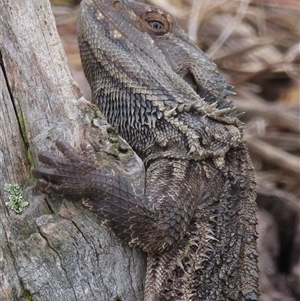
[143,12,170,36]
[148,21,163,30]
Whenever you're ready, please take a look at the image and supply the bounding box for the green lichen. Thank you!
[18,113,29,144]
[27,149,36,183]
[18,113,35,177]
[22,289,33,301]
[27,148,34,167]
[4,184,28,214]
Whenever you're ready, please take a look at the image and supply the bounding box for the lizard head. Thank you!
[124,0,236,104]
[77,0,207,117]
[78,0,242,160]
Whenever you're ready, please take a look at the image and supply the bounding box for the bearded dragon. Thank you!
[33,0,259,300]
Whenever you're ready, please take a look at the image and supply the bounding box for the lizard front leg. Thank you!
[32,139,202,255]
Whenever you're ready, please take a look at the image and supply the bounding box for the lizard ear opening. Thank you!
[183,72,208,98]
[183,72,197,92]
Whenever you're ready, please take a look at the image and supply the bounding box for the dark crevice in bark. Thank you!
[1,219,30,300]
[35,222,79,301]
[71,219,91,244]
[0,50,29,150]
[127,250,139,301]
[44,196,56,215]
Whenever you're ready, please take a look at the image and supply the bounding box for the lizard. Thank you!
[32,0,259,300]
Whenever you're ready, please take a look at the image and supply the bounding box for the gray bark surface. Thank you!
[0,1,146,300]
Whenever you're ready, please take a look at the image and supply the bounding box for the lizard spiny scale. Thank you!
[33,0,259,300]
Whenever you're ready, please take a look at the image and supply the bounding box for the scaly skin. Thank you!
[33,0,259,300]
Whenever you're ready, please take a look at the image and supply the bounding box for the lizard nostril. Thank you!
[112,0,120,9]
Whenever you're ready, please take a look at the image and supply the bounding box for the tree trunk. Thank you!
[0,1,146,300]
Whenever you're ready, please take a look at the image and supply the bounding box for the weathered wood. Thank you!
[0,1,146,300]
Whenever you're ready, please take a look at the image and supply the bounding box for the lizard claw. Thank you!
[80,141,97,160]
[35,178,62,195]
[35,178,51,193]
[37,151,67,167]
[55,139,82,162]
[32,139,97,196]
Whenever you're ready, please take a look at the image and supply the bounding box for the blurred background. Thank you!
[50,0,300,300]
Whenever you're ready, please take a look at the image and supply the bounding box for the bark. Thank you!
[0,1,146,300]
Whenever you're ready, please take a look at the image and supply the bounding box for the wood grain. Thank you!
[0,1,146,300]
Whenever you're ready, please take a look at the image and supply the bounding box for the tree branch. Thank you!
[0,1,145,300]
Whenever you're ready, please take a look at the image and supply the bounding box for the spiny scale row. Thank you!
[160,99,238,121]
